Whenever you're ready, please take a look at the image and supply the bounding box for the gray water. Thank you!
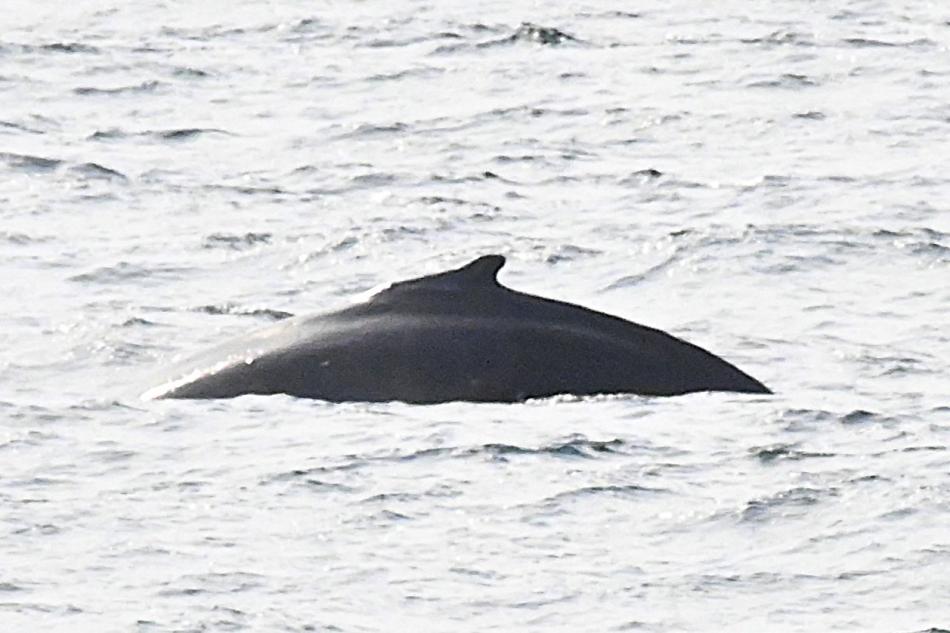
[1,2,948,631]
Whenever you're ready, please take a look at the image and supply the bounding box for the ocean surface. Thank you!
[1,2,948,631]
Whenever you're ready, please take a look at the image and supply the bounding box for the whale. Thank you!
[144,254,770,402]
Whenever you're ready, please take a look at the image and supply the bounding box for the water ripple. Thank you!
[3,3,948,630]
[192,303,293,321]
[0,152,62,172]
[74,80,163,95]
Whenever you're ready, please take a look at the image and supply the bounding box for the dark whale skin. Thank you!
[146,255,770,403]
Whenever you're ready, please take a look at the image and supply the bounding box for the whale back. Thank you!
[147,254,771,401]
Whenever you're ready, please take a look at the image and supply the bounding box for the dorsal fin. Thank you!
[385,254,506,294]
[447,254,506,286]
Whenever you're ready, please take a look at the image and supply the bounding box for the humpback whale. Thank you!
[145,255,770,402]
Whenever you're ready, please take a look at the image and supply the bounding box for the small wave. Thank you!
[419,195,474,206]
[289,164,323,176]
[349,172,401,187]
[740,487,831,522]
[909,240,950,257]
[209,606,246,620]
[40,42,99,54]
[0,151,62,172]
[604,252,681,290]
[578,10,640,19]
[74,80,162,95]
[448,566,500,581]
[503,436,627,458]
[204,183,290,196]
[378,225,428,242]
[842,37,935,49]
[359,509,412,522]
[779,409,835,432]
[854,352,932,377]
[430,42,468,55]
[0,153,126,181]
[361,491,423,504]
[415,195,502,220]
[840,409,887,424]
[68,162,127,180]
[0,120,43,134]
[844,37,896,48]
[665,35,709,45]
[153,127,228,141]
[1,41,100,56]
[12,521,63,535]
[86,448,137,463]
[474,437,627,460]
[366,67,442,82]
[543,244,602,264]
[193,303,293,321]
[773,407,878,431]
[740,31,813,47]
[793,111,826,120]
[479,104,588,122]
[899,445,946,454]
[295,478,356,493]
[171,66,210,78]
[430,170,512,185]
[69,262,192,284]
[294,237,361,266]
[619,168,664,185]
[334,122,409,140]
[155,587,206,597]
[266,463,362,484]
[202,232,272,250]
[159,25,249,41]
[875,226,950,264]
[543,484,667,504]
[1,231,48,245]
[484,23,581,47]
[289,17,325,33]
[359,35,440,49]
[331,235,358,252]
[874,227,949,241]
[747,73,818,89]
[266,437,629,486]
[87,128,127,140]
[750,443,835,463]
[101,341,156,365]
[492,153,547,164]
[0,601,82,616]
[0,582,26,592]
[121,317,160,327]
